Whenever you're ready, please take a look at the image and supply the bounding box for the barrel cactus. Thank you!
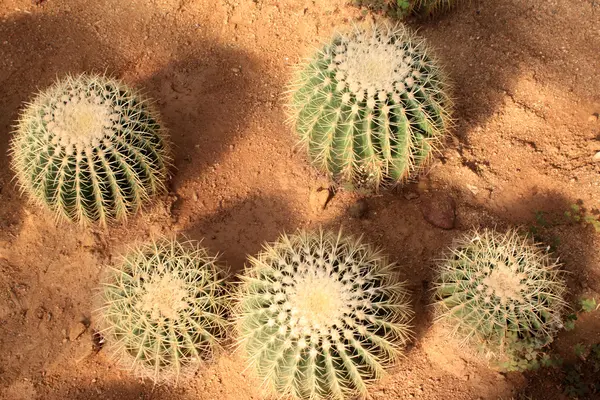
[96,238,229,381]
[235,230,413,400]
[288,23,452,191]
[434,229,567,369]
[10,73,171,225]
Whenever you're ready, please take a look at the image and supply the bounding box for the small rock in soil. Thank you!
[69,322,88,342]
[420,195,456,230]
[466,184,479,195]
[348,199,368,219]
[404,192,419,200]
[593,151,600,162]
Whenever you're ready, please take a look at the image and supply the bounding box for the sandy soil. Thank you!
[0,0,599,399]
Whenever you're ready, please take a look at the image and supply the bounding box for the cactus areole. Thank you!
[289,23,452,190]
[235,230,413,400]
[10,74,171,224]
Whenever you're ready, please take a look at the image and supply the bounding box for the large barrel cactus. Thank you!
[434,229,567,369]
[235,230,413,400]
[96,238,229,382]
[288,23,452,190]
[10,73,171,225]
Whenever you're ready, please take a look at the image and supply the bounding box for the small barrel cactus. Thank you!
[10,73,171,225]
[288,23,452,190]
[235,230,413,400]
[96,238,229,381]
[434,229,567,367]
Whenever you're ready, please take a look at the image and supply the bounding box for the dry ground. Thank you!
[0,0,599,399]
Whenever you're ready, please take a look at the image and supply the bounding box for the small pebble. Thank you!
[466,184,479,195]
[593,151,600,162]
[404,192,419,200]
[69,321,88,342]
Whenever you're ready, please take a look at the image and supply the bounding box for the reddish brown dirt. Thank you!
[0,0,599,399]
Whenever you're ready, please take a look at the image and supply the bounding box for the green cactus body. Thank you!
[10,74,171,225]
[289,23,452,190]
[235,230,413,400]
[96,238,229,382]
[434,229,567,363]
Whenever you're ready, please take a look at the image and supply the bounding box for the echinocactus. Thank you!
[96,238,229,382]
[10,73,170,225]
[434,229,567,369]
[235,230,413,399]
[288,23,452,190]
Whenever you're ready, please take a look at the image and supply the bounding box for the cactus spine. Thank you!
[288,23,452,190]
[412,0,460,16]
[235,230,413,400]
[96,238,229,382]
[10,73,171,225]
[434,229,567,364]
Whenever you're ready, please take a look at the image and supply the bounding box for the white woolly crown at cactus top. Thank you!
[289,23,452,190]
[331,29,419,103]
[10,73,170,224]
[236,230,413,400]
[435,229,567,353]
[96,239,229,382]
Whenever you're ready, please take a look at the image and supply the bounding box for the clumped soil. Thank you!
[0,0,599,399]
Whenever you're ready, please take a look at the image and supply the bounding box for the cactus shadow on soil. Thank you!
[46,380,191,400]
[412,0,600,149]
[0,10,263,231]
[317,193,456,351]
[183,194,301,274]
[0,9,262,393]
[139,47,263,192]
